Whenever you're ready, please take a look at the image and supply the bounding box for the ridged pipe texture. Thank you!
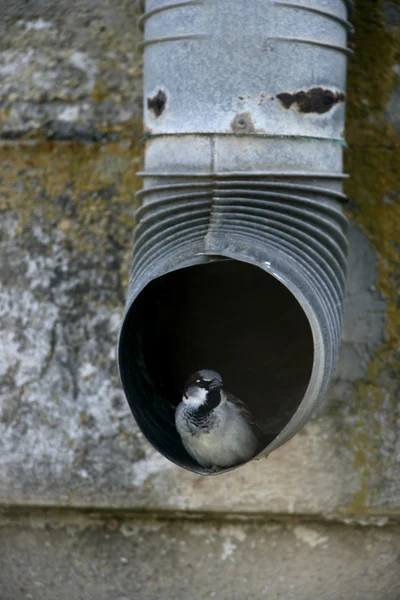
[118,0,354,474]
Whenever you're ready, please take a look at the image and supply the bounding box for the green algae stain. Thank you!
[0,131,143,291]
[341,0,400,515]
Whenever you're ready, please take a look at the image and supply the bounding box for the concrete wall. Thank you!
[0,1,399,598]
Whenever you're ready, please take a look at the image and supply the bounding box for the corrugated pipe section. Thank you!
[118,0,354,474]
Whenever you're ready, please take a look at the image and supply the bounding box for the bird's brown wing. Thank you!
[226,392,264,441]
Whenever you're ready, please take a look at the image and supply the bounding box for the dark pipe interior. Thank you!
[119,259,314,472]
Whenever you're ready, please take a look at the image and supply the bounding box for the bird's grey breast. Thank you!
[175,403,220,436]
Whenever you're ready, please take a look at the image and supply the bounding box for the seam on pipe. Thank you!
[138,34,208,48]
[272,1,354,32]
[138,0,354,19]
[137,171,348,179]
[138,1,204,30]
[141,133,348,146]
[204,134,218,247]
[139,35,352,55]
[271,36,353,55]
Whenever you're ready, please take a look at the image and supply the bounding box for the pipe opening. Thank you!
[119,259,314,473]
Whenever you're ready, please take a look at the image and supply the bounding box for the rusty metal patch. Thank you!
[277,88,345,114]
[147,90,167,117]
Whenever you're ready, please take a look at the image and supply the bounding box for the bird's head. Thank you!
[182,369,223,410]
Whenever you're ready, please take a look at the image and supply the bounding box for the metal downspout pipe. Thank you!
[118,0,354,474]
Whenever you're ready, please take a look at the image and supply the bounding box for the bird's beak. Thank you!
[211,378,222,391]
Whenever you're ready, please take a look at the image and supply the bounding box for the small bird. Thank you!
[175,369,262,470]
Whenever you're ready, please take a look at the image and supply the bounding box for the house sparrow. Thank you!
[175,369,262,469]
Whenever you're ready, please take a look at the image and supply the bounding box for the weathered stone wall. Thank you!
[1,513,400,600]
[0,1,399,598]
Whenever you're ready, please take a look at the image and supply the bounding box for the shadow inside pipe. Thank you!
[119,259,314,473]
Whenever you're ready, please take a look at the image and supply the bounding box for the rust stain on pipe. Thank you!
[277,88,345,114]
[147,90,167,117]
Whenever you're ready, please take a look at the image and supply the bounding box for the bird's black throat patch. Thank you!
[194,388,221,419]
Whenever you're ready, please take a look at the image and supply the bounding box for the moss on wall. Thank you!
[0,136,143,291]
[341,0,400,515]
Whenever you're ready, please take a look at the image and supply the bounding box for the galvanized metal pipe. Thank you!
[118,0,354,474]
